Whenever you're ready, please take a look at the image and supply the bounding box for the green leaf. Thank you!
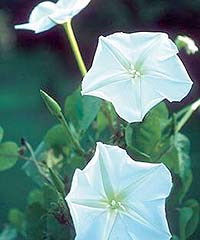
[174,134,192,202]
[64,89,101,133]
[24,125,68,184]
[43,183,59,209]
[160,133,192,203]
[179,207,193,240]
[63,155,85,182]
[44,124,68,150]
[25,203,46,240]
[125,102,169,159]
[96,110,109,134]
[126,145,151,161]
[0,126,3,142]
[0,226,17,240]
[0,142,18,171]
[46,215,72,240]
[171,236,179,240]
[8,208,25,233]
[28,189,44,206]
[182,199,199,238]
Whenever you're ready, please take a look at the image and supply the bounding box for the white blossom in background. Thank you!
[82,32,193,123]
[14,0,91,33]
[66,142,172,240]
[175,35,199,55]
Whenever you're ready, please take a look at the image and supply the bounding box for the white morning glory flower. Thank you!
[14,0,91,33]
[176,35,199,55]
[66,142,172,240]
[81,32,193,123]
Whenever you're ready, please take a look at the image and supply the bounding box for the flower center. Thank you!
[128,65,141,79]
[109,199,126,211]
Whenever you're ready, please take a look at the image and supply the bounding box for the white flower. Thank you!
[66,142,172,240]
[81,32,193,123]
[14,0,91,33]
[176,35,199,55]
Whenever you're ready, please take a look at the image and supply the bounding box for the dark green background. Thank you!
[0,0,199,238]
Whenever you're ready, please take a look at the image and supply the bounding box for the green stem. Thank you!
[176,99,200,132]
[63,20,87,77]
[40,90,85,155]
[24,141,51,183]
[101,102,116,133]
[58,113,85,156]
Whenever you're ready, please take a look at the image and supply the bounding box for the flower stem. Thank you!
[176,99,200,132]
[24,140,51,183]
[40,90,85,156]
[58,113,85,156]
[63,20,87,77]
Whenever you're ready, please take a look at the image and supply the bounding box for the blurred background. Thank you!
[0,0,199,238]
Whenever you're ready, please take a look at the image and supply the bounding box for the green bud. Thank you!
[175,35,198,55]
[40,90,61,117]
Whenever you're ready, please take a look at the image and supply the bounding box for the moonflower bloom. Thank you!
[81,32,193,122]
[66,142,172,240]
[14,0,91,33]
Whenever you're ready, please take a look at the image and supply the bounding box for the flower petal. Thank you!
[51,0,91,23]
[118,162,172,201]
[126,198,171,238]
[66,169,105,204]
[120,208,171,240]
[15,1,56,33]
[96,143,135,196]
[14,23,36,32]
[71,0,91,15]
[107,213,136,240]
[138,78,165,118]
[143,55,193,102]
[66,168,107,238]
[82,36,128,96]
[67,169,119,240]
[104,32,178,66]
[72,207,108,240]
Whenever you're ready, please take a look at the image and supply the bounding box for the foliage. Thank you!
[1,97,199,239]
[0,129,18,171]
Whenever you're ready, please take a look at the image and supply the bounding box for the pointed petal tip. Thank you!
[14,24,28,30]
[14,25,20,30]
[14,23,36,32]
[96,142,105,153]
[99,35,108,44]
[127,116,143,124]
[80,88,86,96]
[168,80,193,103]
[96,141,104,149]
[117,111,144,123]
[65,194,69,202]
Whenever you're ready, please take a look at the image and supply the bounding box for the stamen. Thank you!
[128,65,141,79]
[109,199,125,211]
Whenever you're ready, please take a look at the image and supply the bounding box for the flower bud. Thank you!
[175,35,198,55]
[40,90,61,117]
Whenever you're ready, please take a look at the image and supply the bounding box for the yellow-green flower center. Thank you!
[109,199,126,211]
[128,65,141,79]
